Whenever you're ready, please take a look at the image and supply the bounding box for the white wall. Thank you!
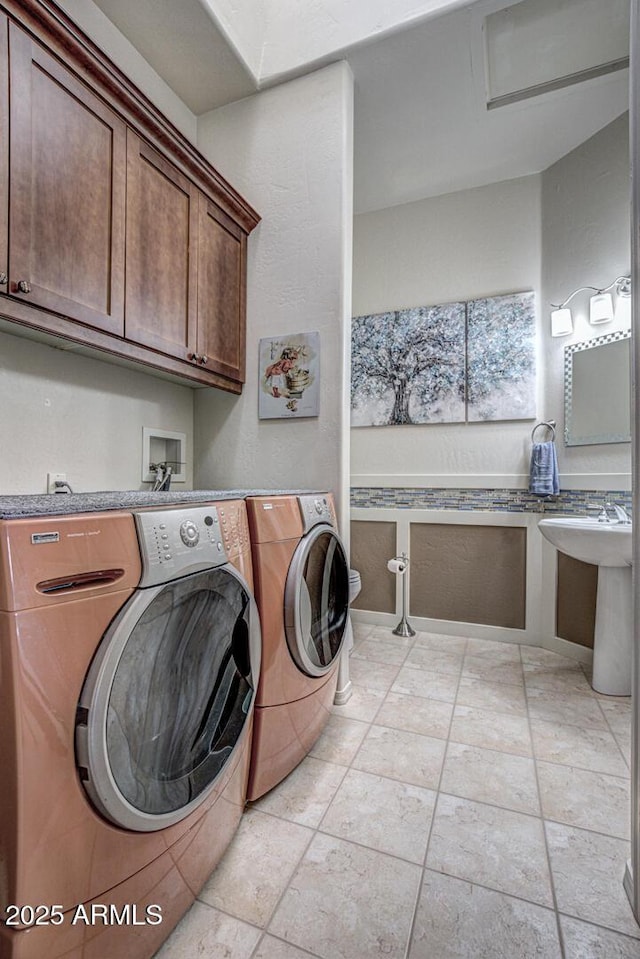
[541,113,631,487]
[194,62,354,524]
[0,330,194,494]
[351,174,543,487]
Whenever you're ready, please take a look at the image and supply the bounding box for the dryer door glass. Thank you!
[76,566,259,831]
[284,526,349,677]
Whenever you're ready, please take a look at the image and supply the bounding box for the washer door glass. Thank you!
[76,566,259,831]
[284,525,349,677]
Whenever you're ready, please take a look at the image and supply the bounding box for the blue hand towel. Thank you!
[529,440,559,496]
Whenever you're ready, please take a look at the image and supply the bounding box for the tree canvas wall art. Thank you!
[351,303,466,427]
[351,291,536,427]
[466,292,536,422]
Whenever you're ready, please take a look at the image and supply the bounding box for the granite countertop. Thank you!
[0,489,311,519]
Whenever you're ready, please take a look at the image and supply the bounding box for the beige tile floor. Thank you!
[155,623,638,959]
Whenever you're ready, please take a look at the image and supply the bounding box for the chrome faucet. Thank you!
[609,502,632,525]
[589,502,632,524]
[598,502,632,524]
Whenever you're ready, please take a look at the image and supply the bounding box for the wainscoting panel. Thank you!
[409,523,527,629]
[350,520,397,613]
[556,553,597,649]
[349,505,595,664]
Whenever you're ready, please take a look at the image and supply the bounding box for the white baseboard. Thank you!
[544,634,593,666]
[350,610,594,664]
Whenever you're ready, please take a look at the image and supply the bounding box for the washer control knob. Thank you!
[315,499,324,514]
[180,520,200,547]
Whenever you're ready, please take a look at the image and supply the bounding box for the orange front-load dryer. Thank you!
[0,501,259,959]
[246,493,349,800]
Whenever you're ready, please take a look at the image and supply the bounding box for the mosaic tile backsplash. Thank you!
[350,487,633,515]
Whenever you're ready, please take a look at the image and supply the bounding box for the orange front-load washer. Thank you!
[0,500,259,959]
[246,493,350,800]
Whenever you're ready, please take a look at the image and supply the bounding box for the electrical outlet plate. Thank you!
[47,472,67,493]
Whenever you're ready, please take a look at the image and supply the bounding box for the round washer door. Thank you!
[76,565,260,832]
[284,524,349,677]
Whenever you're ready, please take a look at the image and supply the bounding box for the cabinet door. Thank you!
[8,24,126,334]
[197,194,246,383]
[125,131,198,359]
[0,14,7,293]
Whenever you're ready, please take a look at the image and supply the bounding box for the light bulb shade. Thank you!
[590,292,614,325]
[615,293,631,325]
[551,308,573,337]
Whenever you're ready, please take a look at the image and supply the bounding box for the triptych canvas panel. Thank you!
[351,291,535,427]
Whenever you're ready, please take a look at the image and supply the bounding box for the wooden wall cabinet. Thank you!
[125,132,198,360]
[197,195,246,383]
[0,1,259,393]
[124,134,247,383]
[8,22,126,335]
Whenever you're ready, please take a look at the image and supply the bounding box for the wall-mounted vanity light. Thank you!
[589,292,614,325]
[550,275,631,337]
[550,308,573,337]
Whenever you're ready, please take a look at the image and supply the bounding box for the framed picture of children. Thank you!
[258,331,320,419]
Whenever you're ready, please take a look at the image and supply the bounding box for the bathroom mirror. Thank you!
[564,330,631,446]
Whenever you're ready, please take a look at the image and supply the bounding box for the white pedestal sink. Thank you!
[538,517,632,696]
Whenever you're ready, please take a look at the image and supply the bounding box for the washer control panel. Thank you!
[298,494,333,534]
[180,520,200,547]
[134,507,228,587]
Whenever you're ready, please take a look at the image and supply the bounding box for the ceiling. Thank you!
[350,0,629,212]
[90,0,256,113]
[91,0,630,214]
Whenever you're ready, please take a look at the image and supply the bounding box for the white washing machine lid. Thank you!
[284,524,349,678]
[75,564,260,832]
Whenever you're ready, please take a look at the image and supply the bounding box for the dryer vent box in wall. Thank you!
[142,428,186,483]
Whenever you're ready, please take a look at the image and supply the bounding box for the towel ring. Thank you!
[531,420,556,442]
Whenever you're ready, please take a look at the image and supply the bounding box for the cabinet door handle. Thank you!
[199,355,208,365]
[16,280,32,294]
[188,352,200,363]
[0,272,7,286]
